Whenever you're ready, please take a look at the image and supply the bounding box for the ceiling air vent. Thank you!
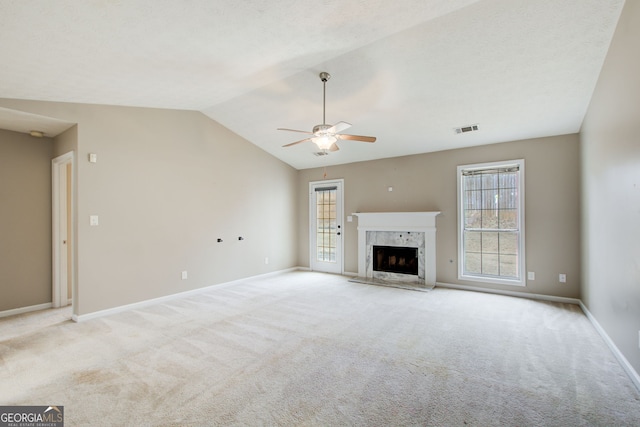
[455,124,479,134]
[313,151,330,157]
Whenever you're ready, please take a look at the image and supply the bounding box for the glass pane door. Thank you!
[316,188,337,262]
[310,180,343,274]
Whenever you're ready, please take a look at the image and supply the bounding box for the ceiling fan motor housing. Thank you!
[313,124,332,135]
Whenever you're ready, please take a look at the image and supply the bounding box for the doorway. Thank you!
[309,179,344,274]
[52,152,74,309]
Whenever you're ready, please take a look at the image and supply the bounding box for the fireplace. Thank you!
[352,212,440,288]
[366,230,425,283]
[373,245,419,275]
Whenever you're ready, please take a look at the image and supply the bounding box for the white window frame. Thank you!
[457,159,526,286]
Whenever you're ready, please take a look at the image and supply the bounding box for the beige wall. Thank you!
[298,134,581,298]
[0,129,53,311]
[0,100,299,316]
[53,124,78,158]
[580,0,640,375]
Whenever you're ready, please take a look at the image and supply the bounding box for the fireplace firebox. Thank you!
[373,245,419,276]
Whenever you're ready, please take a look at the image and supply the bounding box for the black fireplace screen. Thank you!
[373,245,419,275]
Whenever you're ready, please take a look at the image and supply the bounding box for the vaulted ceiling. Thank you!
[0,0,625,169]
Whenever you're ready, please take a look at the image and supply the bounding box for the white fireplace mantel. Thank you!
[353,212,440,287]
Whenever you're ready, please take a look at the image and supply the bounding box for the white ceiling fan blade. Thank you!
[328,121,352,134]
[277,128,313,135]
[282,138,312,147]
[337,134,376,143]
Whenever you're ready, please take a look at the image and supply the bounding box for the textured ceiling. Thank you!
[0,0,625,169]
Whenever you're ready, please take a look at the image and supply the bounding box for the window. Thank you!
[457,159,525,286]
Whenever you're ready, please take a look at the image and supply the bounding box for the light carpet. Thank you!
[1,271,639,426]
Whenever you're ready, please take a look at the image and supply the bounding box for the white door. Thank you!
[309,180,343,274]
[52,152,74,308]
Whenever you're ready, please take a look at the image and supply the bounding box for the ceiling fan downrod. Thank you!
[319,72,330,125]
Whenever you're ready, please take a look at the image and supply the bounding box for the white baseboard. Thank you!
[292,267,355,276]
[435,281,581,305]
[579,301,640,391]
[0,302,52,319]
[39,270,640,394]
[72,268,300,323]
[435,281,640,392]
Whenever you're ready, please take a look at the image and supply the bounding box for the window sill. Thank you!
[458,274,526,287]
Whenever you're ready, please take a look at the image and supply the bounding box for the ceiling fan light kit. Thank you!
[312,134,337,150]
[278,72,376,154]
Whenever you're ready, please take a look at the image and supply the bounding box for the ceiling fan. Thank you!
[278,72,376,154]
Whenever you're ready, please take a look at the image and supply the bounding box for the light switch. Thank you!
[90,215,99,226]
[347,215,353,222]
[88,153,97,163]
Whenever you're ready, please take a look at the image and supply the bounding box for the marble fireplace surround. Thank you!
[353,212,440,288]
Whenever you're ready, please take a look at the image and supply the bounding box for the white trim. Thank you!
[52,151,75,310]
[436,280,640,392]
[457,159,526,286]
[579,301,640,391]
[456,273,526,287]
[72,268,300,323]
[435,281,580,305]
[15,268,640,394]
[309,179,344,274]
[0,302,53,318]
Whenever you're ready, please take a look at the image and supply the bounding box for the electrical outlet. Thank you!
[527,272,535,280]
[181,271,188,280]
[264,257,269,265]
[559,274,566,283]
